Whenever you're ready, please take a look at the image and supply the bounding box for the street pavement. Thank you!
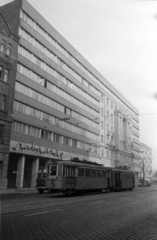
[1,186,157,240]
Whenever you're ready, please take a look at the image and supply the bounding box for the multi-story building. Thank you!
[140,143,152,183]
[0,10,19,189]
[1,0,140,190]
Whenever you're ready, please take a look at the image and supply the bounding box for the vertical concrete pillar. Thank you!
[0,154,9,189]
[31,158,39,188]
[17,155,25,189]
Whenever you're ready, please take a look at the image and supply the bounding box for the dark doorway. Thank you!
[23,156,33,188]
[7,154,18,189]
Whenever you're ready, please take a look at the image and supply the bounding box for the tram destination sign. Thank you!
[11,141,63,158]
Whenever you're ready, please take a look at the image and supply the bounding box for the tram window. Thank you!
[97,170,101,177]
[91,169,96,177]
[102,171,106,178]
[78,168,84,177]
[85,169,90,177]
[50,166,57,176]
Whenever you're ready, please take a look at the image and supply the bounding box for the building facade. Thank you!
[1,0,140,190]
[140,143,152,183]
[0,11,19,189]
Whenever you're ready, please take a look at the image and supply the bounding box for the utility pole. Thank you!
[143,158,145,187]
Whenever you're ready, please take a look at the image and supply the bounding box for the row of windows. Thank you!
[0,39,11,56]
[13,101,99,140]
[78,168,106,178]
[15,82,99,131]
[17,63,99,113]
[18,28,99,105]
[18,45,99,117]
[20,10,139,119]
[20,11,100,88]
[0,94,7,111]
[0,66,9,83]
[121,174,133,181]
[12,121,100,152]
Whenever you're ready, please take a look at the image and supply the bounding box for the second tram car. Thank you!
[45,159,134,195]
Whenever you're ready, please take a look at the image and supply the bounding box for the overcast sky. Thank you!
[1,0,157,170]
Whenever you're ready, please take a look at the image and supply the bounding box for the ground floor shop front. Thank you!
[0,140,68,190]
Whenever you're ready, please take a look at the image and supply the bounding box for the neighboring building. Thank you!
[0,0,140,189]
[0,11,19,189]
[139,143,152,183]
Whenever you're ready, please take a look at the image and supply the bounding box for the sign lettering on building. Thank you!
[13,141,63,158]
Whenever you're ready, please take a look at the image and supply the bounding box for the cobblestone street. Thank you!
[1,186,157,240]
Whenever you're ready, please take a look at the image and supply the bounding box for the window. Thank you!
[78,168,84,177]
[107,98,109,106]
[101,121,103,129]
[107,111,109,120]
[0,40,5,53]
[49,166,57,176]
[101,108,103,116]
[97,170,101,177]
[101,135,103,143]
[85,169,90,177]
[4,69,9,83]
[111,114,113,121]
[111,102,113,109]
[102,170,106,178]
[106,151,109,159]
[0,125,4,143]
[0,66,3,79]
[91,169,96,177]
[101,149,104,158]
[6,44,11,56]
[101,94,103,102]
[0,95,7,110]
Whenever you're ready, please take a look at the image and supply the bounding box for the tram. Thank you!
[45,159,134,195]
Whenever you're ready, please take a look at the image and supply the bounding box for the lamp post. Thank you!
[140,150,145,187]
[142,157,145,187]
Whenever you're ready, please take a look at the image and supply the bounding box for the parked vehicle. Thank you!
[138,179,151,187]
[45,159,135,195]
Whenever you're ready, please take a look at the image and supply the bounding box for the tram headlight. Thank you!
[51,180,54,188]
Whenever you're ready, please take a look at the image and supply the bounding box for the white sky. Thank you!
[1,0,157,170]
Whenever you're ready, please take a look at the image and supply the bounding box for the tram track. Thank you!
[1,187,156,216]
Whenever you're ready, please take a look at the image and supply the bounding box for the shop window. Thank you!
[0,125,4,143]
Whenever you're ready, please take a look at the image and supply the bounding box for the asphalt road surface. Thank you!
[1,186,157,240]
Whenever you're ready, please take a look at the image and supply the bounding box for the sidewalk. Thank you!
[1,188,37,195]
